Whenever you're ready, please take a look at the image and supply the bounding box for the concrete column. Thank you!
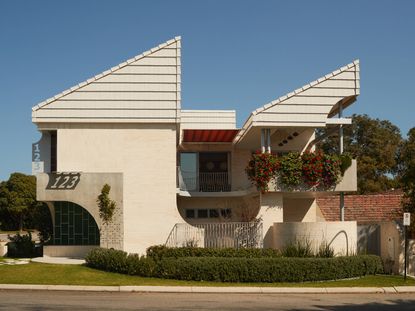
[260,129,266,153]
[266,129,271,153]
[258,193,283,248]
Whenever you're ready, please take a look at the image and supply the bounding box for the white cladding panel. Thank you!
[180,110,237,129]
[252,61,359,127]
[32,39,181,123]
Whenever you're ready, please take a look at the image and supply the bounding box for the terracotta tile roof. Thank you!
[317,190,403,224]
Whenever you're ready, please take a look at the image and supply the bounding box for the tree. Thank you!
[0,173,37,231]
[97,184,116,247]
[317,114,402,193]
[398,127,415,232]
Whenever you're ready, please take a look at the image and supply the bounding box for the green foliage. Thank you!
[317,242,335,258]
[278,152,303,188]
[97,184,116,225]
[85,248,156,276]
[146,245,281,260]
[317,114,402,193]
[156,256,383,282]
[7,232,36,258]
[399,127,415,233]
[281,240,314,258]
[339,153,353,175]
[86,248,383,283]
[0,173,38,231]
[0,173,52,241]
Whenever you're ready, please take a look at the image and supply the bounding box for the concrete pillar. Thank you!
[258,193,283,248]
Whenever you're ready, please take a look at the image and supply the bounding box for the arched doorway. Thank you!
[51,201,99,245]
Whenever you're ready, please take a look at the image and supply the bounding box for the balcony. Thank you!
[178,169,231,192]
[268,160,357,196]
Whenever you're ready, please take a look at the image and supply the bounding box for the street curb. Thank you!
[1,284,415,294]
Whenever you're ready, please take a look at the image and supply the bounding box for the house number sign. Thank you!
[46,172,81,190]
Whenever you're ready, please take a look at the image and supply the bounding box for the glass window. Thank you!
[197,209,208,218]
[185,209,195,218]
[179,153,198,191]
[209,209,219,218]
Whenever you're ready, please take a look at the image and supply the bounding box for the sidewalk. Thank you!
[1,284,415,294]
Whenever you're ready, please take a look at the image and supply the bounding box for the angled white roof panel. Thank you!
[234,60,360,144]
[32,37,181,124]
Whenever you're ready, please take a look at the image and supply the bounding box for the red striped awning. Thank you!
[183,129,239,143]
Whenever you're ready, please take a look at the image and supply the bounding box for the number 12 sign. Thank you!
[46,173,81,190]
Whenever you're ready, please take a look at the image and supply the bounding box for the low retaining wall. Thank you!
[271,221,357,256]
[43,245,97,258]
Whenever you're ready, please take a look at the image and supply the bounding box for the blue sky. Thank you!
[0,0,414,181]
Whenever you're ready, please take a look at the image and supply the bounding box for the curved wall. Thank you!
[272,221,357,256]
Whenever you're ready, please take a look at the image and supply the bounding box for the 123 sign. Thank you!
[46,173,81,190]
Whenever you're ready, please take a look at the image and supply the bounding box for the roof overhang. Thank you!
[182,129,239,143]
[233,60,360,146]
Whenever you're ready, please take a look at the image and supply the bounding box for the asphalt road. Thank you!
[0,290,415,311]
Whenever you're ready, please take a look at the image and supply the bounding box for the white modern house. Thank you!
[32,37,359,257]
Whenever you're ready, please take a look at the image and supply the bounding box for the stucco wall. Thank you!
[272,221,357,256]
[47,123,182,254]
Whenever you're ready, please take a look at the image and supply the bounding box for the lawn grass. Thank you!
[0,262,414,287]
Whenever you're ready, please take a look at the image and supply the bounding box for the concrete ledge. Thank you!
[394,286,415,293]
[325,287,385,294]
[1,284,414,293]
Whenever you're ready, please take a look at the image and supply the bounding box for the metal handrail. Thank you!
[178,168,231,192]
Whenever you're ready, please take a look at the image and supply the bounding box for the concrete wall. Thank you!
[259,193,284,248]
[43,245,97,258]
[36,172,123,250]
[53,123,182,254]
[272,221,357,256]
[283,198,317,222]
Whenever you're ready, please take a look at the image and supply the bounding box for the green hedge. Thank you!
[146,245,281,260]
[86,248,383,283]
[156,256,383,282]
[85,248,156,276]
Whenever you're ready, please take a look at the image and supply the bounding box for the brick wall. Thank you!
[317,191,403,224]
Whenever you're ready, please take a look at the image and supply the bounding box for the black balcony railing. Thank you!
[178,169,231,192]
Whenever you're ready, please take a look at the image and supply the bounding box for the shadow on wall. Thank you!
[271,221,357,256]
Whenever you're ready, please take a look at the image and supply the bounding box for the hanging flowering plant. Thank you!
[245,151,280,193]
[301,150,325,187]
[246,151,351,192]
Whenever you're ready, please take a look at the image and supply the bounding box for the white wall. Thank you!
[53,123,182,254]
[272,221,357,256]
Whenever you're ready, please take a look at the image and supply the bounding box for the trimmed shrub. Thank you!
[86,248,383,283]
[156,255,384,283]
[146,245,281,260]
[85,248,156,276]
[7,232,36,258]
